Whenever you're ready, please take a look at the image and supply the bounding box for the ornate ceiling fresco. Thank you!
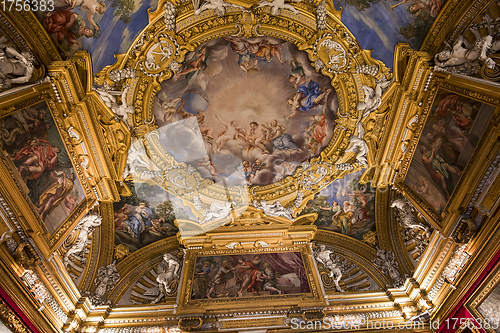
[1,0,500,332]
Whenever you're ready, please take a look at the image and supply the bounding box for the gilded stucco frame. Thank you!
[465,261,500,333]
[394,74,500,236]
[93,0,394,224]
[177,244,326,315]
[0,83,95,256]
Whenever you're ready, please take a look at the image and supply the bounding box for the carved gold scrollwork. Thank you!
[233,10,262,38]
[178,317,203,331]
[0,299,30,333]
[140,33,180,78]
[14,242,39,270]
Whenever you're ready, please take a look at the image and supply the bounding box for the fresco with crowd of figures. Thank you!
[298,169,376,243]
[113,180,200,252]
[150,37,337,187]
[190,252,310,299]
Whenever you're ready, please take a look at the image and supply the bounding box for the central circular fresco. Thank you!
[152,37,338,187]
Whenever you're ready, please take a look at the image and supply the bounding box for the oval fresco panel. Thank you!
[152,37,338,187]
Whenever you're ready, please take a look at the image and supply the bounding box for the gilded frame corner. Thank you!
[0,84,96,257]
[465,261,500,333]
[394,74,500,235]
[176,244,326,315]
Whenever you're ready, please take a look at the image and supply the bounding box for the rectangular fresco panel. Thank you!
[0,102,85,234]
[405,91,495,213]
[190,252,311,299]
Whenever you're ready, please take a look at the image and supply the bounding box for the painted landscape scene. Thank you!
[298,170,376,242]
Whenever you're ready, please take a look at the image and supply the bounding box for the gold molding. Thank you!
[394,73,500,236]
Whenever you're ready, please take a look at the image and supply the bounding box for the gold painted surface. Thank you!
[0,0,500,332]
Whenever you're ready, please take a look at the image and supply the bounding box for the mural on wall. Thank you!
[405,92,495,213]
[35,0,149,71]
[190,252,310,299]
[0,102,85,233]
[114,181,198,252]
[298,170,376,242]
[336,0,447,67]
[153,37,338,187]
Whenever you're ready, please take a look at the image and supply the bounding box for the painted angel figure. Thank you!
[215,115,246,153]
[93,85,135,127]
[286,82,331,119]
[174,46,207,81]
[197,156,225,181]
[46,0,107,31]
[289,59,308,89]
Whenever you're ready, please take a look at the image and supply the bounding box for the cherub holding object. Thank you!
[249,159,266,182]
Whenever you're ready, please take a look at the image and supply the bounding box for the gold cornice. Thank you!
[421,0,492,54]
[0,246,60,333]
[1,11,61,65]
[433,207,500,322]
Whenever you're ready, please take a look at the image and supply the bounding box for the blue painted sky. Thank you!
[70,0,439,75]
[336,0,431,68]
[73,0,156,74]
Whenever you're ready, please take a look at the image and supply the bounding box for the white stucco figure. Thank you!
[314,244,345,293]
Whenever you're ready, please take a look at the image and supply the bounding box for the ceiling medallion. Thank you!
[94,0,392,235]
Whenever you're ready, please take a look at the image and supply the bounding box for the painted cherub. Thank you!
[249,159,266,182]
[215,115,246,153]
[241,161,253,183]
